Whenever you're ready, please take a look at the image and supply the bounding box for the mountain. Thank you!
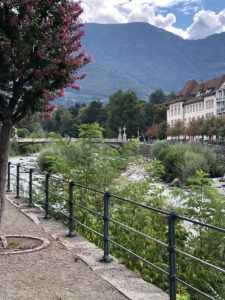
[56,22,225,106]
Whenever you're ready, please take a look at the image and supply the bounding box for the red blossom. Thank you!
[26,5,34,13]
[0,0,91,124]
[73,85,82,91]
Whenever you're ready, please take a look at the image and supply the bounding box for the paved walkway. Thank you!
[0,192,169,300]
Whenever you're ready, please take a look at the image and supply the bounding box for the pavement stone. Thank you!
[2,192,169,300]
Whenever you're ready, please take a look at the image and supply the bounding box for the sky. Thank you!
[81,0,225,39]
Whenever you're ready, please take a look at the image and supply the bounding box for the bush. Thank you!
[10,141,19,156]
[181,151,208,181]
[150,141,224,182]
[20,144,35,154]
[37,144,62,172]
[17,128,30,138]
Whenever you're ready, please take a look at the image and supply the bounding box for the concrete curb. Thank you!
[0,235,49,255]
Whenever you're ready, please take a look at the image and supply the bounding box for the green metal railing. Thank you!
[7,162,225,300]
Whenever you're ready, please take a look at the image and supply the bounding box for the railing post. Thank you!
[15,163,21,199]
[168,211,178,300]
[28,168,34,207]
[68,181,75,237]
[44,173,50,219]
[101,191,113,263]
[7,162,12,192]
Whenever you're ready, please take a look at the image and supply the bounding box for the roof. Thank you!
[170,74,225,105]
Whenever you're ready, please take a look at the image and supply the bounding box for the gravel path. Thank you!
[0,200,127,300]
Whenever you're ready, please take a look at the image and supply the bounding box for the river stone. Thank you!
[169,178,182,187]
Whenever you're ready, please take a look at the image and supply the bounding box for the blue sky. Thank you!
[81,0,225,39]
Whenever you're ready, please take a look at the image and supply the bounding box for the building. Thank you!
[167,74,225,127]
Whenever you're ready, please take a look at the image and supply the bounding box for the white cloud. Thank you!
[166,26,188,39]
[187,9,225,39]
[81,0,127,23]
[80,1,225,40]
[128,4,176,28]
[179,5,199,15]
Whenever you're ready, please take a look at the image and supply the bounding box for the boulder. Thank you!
[169,178,182,187]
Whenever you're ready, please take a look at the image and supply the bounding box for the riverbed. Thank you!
[8,154,225,208]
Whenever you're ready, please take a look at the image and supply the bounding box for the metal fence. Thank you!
[7,161,225,300]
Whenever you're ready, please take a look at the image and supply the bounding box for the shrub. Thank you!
[181,152,208,181]
[9,141,19,156]
[20,144,35,154]
[150,140,169,160]
[37,144,62,172]
[17,128,29,138]
[150,141,224,183]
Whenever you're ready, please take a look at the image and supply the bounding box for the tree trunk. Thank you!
[0,121,12,247]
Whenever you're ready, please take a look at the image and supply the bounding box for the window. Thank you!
[171,106,173,116]
[187,106,189,113]
[206,99,214,109]
[190,105,192,113]
[174,105,177,115]
[178,104,180,115]
[196,104,198,111]
[193,104,195,112]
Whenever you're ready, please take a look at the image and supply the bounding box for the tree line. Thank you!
[17,88,175,139]
[166,116,225,141]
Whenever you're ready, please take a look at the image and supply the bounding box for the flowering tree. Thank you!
[0,0,91,246]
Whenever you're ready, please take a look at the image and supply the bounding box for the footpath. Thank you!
[0,192,169,300]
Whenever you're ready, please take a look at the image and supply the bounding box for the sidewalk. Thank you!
[0,192,169,300]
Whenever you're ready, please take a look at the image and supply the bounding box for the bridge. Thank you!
[12,138,124,149]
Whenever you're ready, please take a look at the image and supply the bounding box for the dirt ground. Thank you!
[0,200,127,300]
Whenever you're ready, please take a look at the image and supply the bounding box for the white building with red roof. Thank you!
[167,74,225,126]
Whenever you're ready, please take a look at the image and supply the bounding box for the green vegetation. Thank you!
[9,141,42,157]
[106,89,146,138]
[34,124,224,300]
[5,241,20,249]
[38,123,139,189]
[13,88,173,140]
[175,171,225,300]
[168,115,225,142]
[150,141,224,183]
